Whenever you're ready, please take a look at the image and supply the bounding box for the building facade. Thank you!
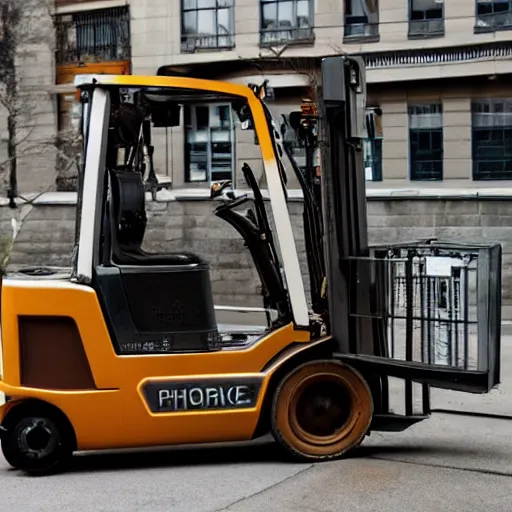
[13,0,512,193]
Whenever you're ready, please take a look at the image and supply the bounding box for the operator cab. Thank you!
[73,76,309,355]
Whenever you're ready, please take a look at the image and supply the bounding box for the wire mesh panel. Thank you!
[344,240,501,391]
[387,249,477,369]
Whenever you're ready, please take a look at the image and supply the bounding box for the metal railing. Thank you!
[362,42,512,69]
[409,18,445,37]
[344,20,379,39]
[55,6,131,65]
[476,10,512,32]
[181,34,235,53]
[260,26,314,46]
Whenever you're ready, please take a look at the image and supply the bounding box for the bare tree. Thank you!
[0,0,60,278]
[0,0,55,206]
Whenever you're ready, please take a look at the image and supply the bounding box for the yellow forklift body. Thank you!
[0,56,502,475]
[0,279,312,450]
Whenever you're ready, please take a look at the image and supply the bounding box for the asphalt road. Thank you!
[1,342,512,512]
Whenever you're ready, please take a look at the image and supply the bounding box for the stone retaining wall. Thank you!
[1,191,512,311]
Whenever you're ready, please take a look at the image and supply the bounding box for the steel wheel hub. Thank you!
[294,379,352,439]
[17,418,58,460]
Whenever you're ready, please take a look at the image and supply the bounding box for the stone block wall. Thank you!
[2,193,512,312]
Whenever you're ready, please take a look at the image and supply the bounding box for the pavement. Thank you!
[1,337,512,511]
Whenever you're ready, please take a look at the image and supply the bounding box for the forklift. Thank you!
[0,55,502,475]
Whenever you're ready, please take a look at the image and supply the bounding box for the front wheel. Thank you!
[271,360,373,462]
[1,406,74,475]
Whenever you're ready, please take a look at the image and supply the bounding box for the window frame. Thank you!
[343,0,380,43]
[181,0,235,53]
[184,102,236,184]
[475,0,512,33]
[408,0,445,39]
[408,103,444,182]
[259,0,315,47]
[471,99,512,181]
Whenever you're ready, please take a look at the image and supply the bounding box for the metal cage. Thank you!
[341,240,502,394]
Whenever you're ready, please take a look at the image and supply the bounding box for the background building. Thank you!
[9,0,512,193]
[4,0,512,318]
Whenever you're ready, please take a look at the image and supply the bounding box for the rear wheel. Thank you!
[1,405,74,475]
[271,360,373,461]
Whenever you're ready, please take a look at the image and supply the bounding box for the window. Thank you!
[260,0,314,46]
[55,6,130,64]
[476,0,512,32]
[184,104,235,183]
[344,0,379,40]
[181,0,234,52]
[409,0,444,38]
[363,106,382,181]
[472,100,512,180]
[364,139,382,181]
[408,104,443,181]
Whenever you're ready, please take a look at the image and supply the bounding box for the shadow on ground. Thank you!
[66,438,286,474]
[40,435,491,476]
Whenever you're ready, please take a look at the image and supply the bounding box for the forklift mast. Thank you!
[318,56,371,355]
[317,55,501,397]
[283,56,373,354]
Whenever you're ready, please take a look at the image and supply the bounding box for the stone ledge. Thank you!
[4,187,512,206]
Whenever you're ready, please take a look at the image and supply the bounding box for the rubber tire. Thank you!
[1,405,74,476]
[271,359,373,462]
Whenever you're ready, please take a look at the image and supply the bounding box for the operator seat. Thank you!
[108,169,203,266]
